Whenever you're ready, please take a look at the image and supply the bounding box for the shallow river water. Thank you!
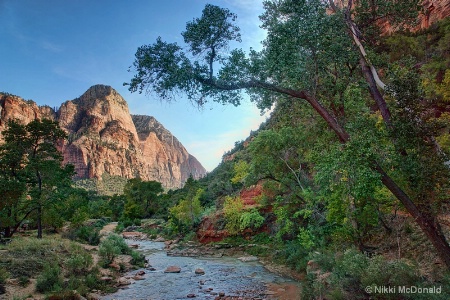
[102,240,298,300]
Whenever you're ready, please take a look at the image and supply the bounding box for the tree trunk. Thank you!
[37,205,42,239]
[374,163,450,268]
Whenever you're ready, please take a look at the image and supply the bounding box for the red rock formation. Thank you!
[196,211,229,243]
[419,0,450,29]
[240,184,263,207]
[0,85,206,189]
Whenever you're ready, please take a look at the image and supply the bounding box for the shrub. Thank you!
[35,263,62,293]
[85,272,102,290]
[75,226,101,245]
[18,276,30,287]
[0,267,8,285]
[64,225,101,245]
[240,209,265,231]
[276,240,310,272]
[66,250,93,275]
[130,250,146,267]
[98,234,130,266]
[0,267,8,295]
[120,218,133,228]
[223,196,244,235]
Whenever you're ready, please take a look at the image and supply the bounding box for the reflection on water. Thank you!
[102,240,295,300]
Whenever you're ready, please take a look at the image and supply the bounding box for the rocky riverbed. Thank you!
[102,234,301,300]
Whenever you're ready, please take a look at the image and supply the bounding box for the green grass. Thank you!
[0,235,108,297]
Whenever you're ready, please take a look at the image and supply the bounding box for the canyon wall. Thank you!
[0,85,206,189]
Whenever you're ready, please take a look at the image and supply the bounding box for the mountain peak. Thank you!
[84,84,114,98]
[0,85,207,190]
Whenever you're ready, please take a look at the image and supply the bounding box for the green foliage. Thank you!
[223,195,244,235]
[0,267,8,285]
[127,0,450,271]
[73,174,128,196]
[168,188,204,233]
[223,196,265,235]
[0,119,75,239]
[239,209,264,231]
[130,250,146,268]
[98,234,130,266]
[66,225,101,246]
[276,240,310,272]
[123,178,164,219]
[65,250,93,275]
[301,249,450,300]
[231,160,250,184]
[35,263,62,293]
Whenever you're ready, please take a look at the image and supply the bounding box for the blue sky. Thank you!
[0,0,268,171]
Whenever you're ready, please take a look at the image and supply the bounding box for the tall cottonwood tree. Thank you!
[126,1,450,267]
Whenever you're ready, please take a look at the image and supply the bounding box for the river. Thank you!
[102,239,300,300]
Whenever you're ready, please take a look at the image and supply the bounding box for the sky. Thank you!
[0,0,269,171]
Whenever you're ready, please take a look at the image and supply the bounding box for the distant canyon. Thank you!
[0,84,206,190]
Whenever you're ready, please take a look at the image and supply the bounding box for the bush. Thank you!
[130,250,146,267]
[240,209,265,231]
[0,267,8,295]
[66,250,93,275]
[120,218,133,228]
[98,234,131,266]
[300,248,447,300]
[64,225,101,245]
[276,240,310,272]
[35,263,62,293]
[0,267,8,285]
[75,226,101,245]
[18,276,30,287]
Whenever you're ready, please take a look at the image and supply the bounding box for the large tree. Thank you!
[126,1,450,267]
[0,119,74,238]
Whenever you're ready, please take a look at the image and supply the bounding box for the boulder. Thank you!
[117,277,131,286]
[195,268,205,275]
[164,266,181,273]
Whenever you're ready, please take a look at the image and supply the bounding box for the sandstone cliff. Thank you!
[0,85,206,189]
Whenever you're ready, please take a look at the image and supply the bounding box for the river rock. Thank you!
[195,268,205,275]
[86,293,101,300]
[108,262,120,270]
[129,244,139,248]
[136,270,146,276]
[117,277,131,286]
[133,275,145,280]
[155,236,165,242]
[122,231,143,239]
[100,276,113,282]
[187,294,196,298]
[238,256,259,262]
[164,266,181,273]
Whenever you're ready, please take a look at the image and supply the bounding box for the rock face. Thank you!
[420,0,450,28]
[0,85,206,189]
[372,0,450,33]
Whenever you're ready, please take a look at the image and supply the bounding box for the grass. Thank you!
[0,234,109,298]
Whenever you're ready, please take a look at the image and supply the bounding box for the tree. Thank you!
[123,178,164,219]
[126,2,450,267]
[0,121,28,238]
[169,188,204,233]
[0,119,74,238]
